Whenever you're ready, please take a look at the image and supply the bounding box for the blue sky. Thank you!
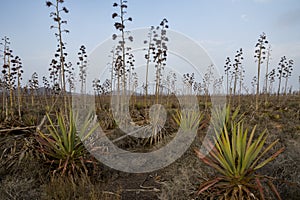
[0,0,299,92]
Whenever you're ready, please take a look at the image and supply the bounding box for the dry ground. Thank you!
[0,95,299,199]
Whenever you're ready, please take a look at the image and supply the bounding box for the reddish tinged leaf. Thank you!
[197,177,222,195]
[194,149,226,176]
[255,177,265,200]
[61,156,69,176]
[267,180,282,200]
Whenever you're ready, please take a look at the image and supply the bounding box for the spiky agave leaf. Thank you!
[172,109,203,131]
[36,110,99,175]
[195,107,284,199]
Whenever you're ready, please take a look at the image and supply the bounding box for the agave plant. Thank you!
[210,105,244,133]
[172,109,203,131]
[142,104,168,145]
[195,108,284,200]
[36,110,98,175]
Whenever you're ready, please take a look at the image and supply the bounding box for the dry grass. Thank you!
[41,174,121,200]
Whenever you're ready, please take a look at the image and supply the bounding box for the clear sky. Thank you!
[0,0,299,93]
